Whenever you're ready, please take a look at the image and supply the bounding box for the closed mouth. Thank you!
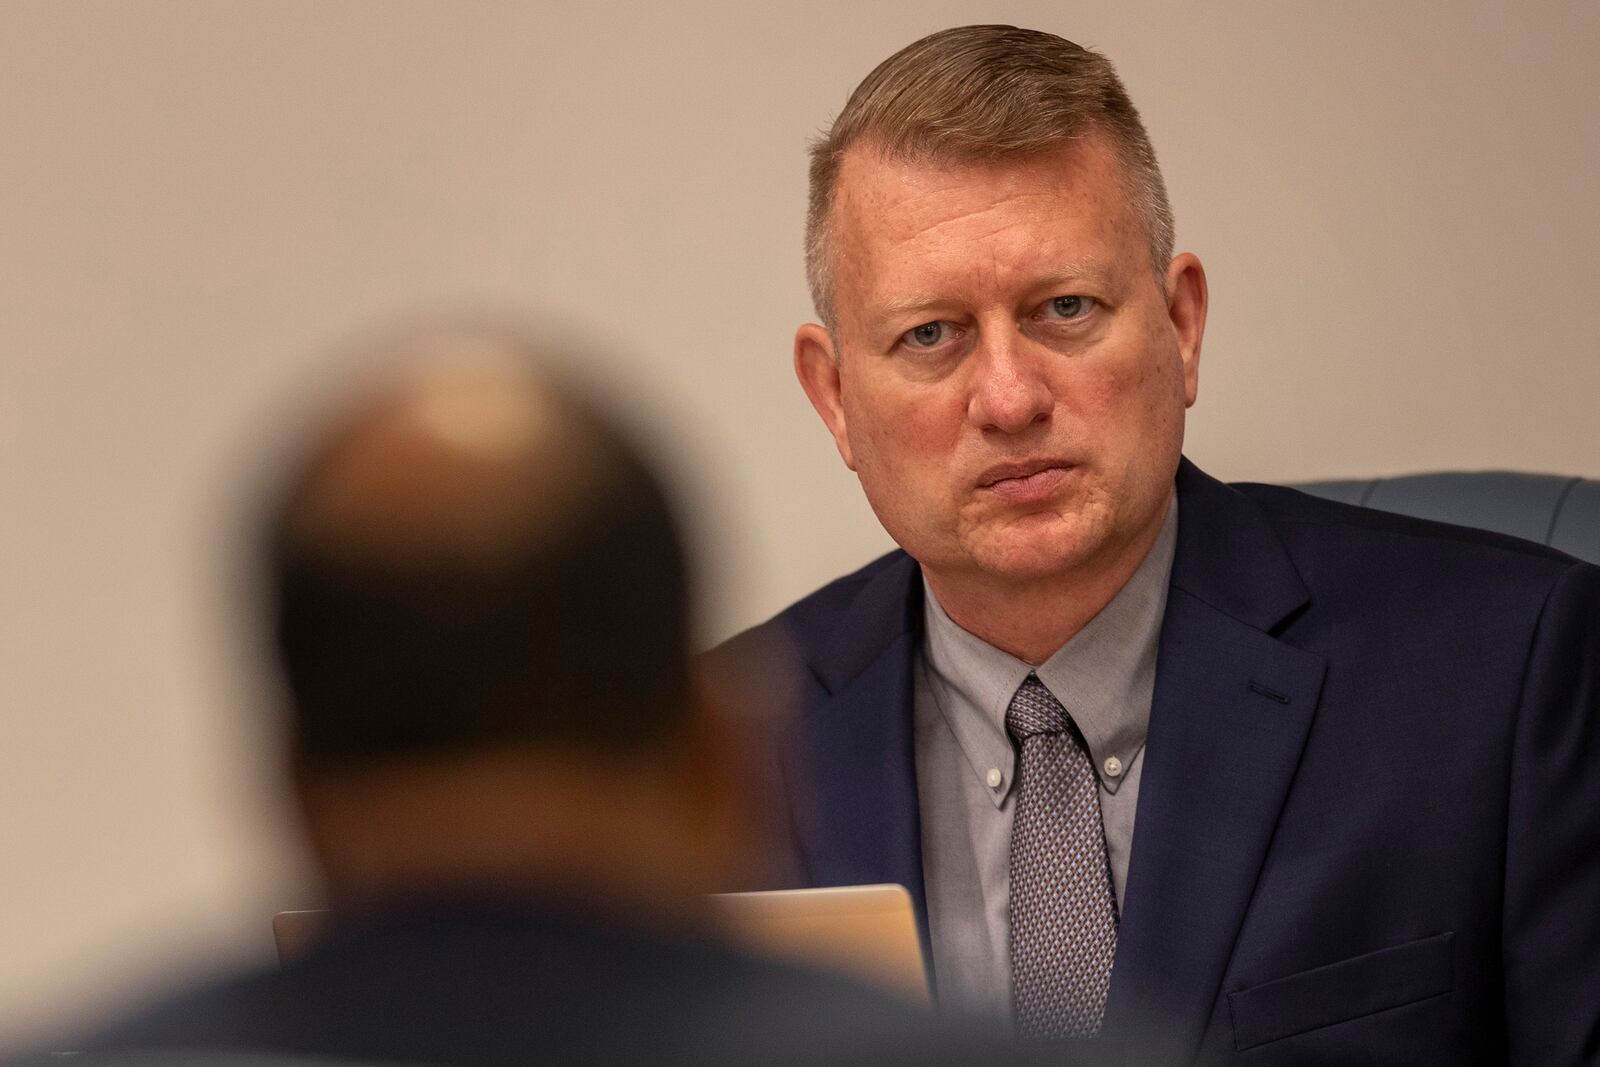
[976,458,1075,489]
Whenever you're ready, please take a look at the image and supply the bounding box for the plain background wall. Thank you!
[3,0,1597,1047]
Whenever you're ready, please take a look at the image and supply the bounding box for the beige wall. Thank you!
[3,0,1596,1047]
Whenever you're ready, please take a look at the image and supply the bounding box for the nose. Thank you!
[967,330,1054,435]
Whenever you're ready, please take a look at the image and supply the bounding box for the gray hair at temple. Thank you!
[804,24,1176,327]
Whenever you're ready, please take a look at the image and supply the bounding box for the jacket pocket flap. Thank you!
[1228,932,1454,1051]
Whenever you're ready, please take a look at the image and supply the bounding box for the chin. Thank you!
[967,522,1103,582]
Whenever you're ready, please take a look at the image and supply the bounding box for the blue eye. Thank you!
[1048,295,1089,319]
[906,322,944,347]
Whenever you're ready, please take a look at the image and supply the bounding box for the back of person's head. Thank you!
[805,24,1173,325]
[269,332,689,771]
[260,324,735,905]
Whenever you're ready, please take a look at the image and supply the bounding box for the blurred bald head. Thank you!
[268,327,691,771]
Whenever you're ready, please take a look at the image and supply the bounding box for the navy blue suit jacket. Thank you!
[717,460,1600,1064]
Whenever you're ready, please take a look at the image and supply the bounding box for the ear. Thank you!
[671,669,757,888]
[284,742,341,884]
[793,323,856,471]
[1164,253,1207,408]
[686,631,803,889]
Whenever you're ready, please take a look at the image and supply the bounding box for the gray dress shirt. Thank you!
[913,498,1177,1024]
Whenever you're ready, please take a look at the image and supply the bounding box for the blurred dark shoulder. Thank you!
[33,898,1084,1067]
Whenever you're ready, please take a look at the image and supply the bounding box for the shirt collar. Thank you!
[920,494,1178,805]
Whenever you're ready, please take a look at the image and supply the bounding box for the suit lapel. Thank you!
[784,553,929,936]
[1103,462,1328,1062]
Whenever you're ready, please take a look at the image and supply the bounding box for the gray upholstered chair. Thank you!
[1292,472,1600,565]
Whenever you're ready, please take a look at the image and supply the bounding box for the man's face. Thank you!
[795,136,1205,589]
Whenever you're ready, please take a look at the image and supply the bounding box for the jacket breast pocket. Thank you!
[1227,932,1455,1051]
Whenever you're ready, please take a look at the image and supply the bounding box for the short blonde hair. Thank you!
[805,25,1175,326]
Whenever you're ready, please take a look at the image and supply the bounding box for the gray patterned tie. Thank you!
[1007,673,1118,1039]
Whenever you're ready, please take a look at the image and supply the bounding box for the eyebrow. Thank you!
[869,261,1117,322]
[872,294,955,321]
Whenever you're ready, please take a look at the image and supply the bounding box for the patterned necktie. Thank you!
[1006,673,1119,1039]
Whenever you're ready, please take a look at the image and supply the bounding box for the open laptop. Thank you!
[706,884,927,1003]
[273,883,927,1003]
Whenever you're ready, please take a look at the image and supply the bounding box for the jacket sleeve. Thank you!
[1503,560,1600,1064]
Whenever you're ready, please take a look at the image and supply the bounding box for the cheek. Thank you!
[1064,348,1187,463]
[843,380,962,478]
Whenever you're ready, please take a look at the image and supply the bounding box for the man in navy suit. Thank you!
[718,25,1600,1063]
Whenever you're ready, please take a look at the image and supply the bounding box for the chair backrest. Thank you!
[1292,471,1600,565]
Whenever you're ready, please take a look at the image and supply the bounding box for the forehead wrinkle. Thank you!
[882,187,1071,245]
[873,182,1109,271]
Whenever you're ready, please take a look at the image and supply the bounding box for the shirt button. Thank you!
[1103,756,1124,778]
[986,768,1003,790]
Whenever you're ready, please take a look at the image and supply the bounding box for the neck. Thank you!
[924,498,1171,664]
[298,748,737,928]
